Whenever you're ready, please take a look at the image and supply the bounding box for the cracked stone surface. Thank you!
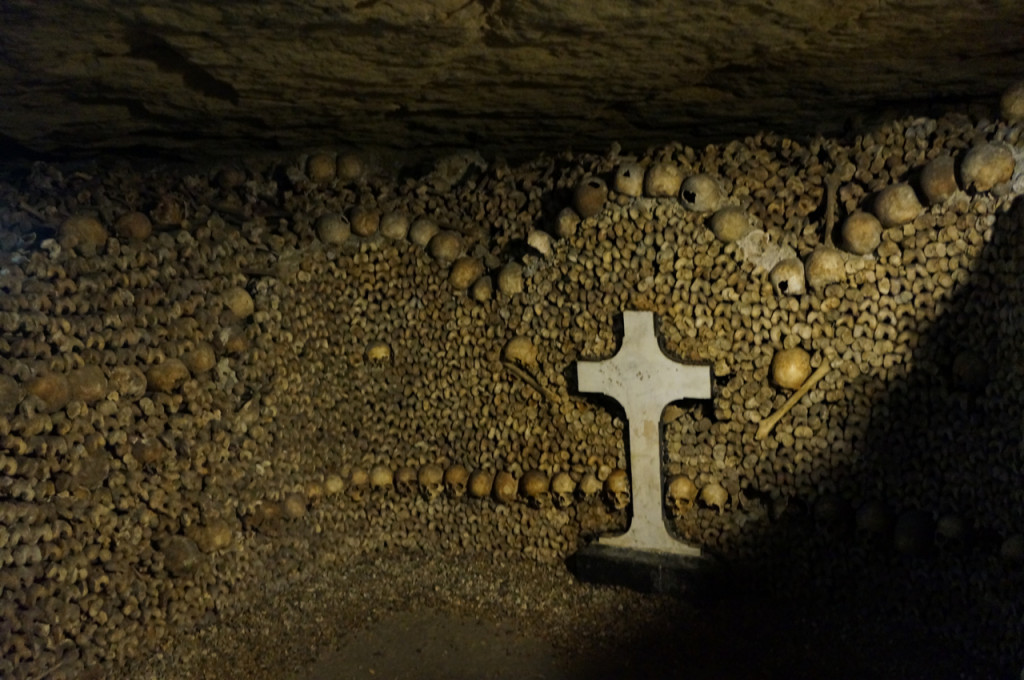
[1,0,1023,159]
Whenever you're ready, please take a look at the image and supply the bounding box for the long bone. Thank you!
[756,362,831,441]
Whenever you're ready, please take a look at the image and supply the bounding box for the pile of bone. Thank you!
[301,149,540,303]
[0,79,1021,680]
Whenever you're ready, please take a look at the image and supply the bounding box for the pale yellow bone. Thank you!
[756,362,831,441]
[501,359,559,404]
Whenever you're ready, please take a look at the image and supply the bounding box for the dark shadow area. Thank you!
[126,30,240,105]
[565,197,1024,679]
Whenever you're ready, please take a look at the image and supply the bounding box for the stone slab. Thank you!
[568,544,718,597]
[576,310,710,557]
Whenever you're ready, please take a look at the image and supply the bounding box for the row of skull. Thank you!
[345,464,611,509]
[341,464,727,516]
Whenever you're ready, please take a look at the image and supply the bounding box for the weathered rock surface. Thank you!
[1,0,1022,159]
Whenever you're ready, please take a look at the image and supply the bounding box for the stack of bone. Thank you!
[0,82,1022,678]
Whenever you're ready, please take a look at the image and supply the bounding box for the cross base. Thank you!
[568,544,718,597]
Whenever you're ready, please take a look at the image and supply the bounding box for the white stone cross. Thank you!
[577,311,712,557]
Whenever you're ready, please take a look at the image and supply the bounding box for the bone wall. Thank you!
[0,103,1023,677]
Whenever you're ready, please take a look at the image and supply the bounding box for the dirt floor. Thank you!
[118,542,996,680]
[302,610,563,680]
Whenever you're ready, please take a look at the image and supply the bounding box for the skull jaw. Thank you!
[420,485,442,502]
[665,499,694,518]
[524,493,550,510]
[604,491,630,511]
[552,494,573,509]
[444,484,467,499]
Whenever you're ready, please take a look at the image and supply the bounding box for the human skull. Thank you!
[365,341,391,363]
[854,499,891,538]
[443,464,469,499]
[502,336,538,368]
[665,476,697,518]
[951,350,988,394]
[840,211,882,255]
[803,246,845,293]
[369,464,393,491]
[324,474,344,496]
[518,470,550,509]
[1002,79,1024,123]
[680,174,725,212]
[348,467,369,503]
[771,347,812,391]
[316,212,351,245]
[418,464,444,502]
[304,481,324,507]
[960,142,1015,193]
[603,469,630,511]
[550,472,575,509]
[1000,535,1024,564]
[934,513,967,550]
[644,162,683,198]
[573,176,608,218]
[409,218,440,247]
[527,229,553,257]
[492,471,517,505]
[576,472,602,501]
[893,509,934,557]
[613,162,644,197]
[769,258,805,296]
[873,183,922,228]
[699,482,728,514]
[394,466,417,497]
[283,492,307,519]
[709,206,752,243]
[812,492,850,527]
[248,500,282,531]
[467,469,493,499]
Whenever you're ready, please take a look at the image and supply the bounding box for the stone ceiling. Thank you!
[1,0,1023,161]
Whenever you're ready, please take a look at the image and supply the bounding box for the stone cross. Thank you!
[577,311,712,557]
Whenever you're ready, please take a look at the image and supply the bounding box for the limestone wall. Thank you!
[2,0,1023,158]
[0,105,1023,677]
